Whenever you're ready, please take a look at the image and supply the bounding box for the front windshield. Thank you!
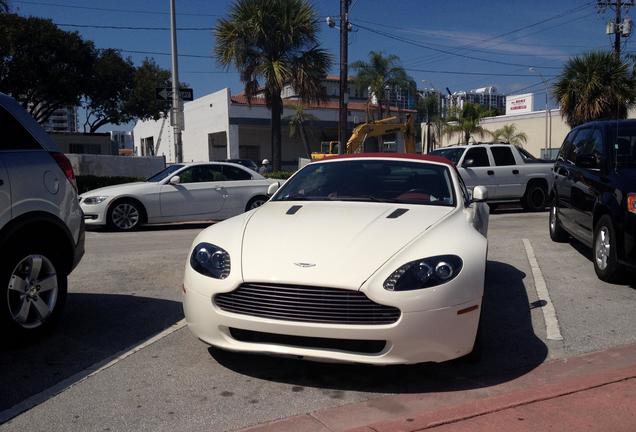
[430,148,464,164]
[146,164,184,182]
[273,159,455,207]
[609,126,636,167]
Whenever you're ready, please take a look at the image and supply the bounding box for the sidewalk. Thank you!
[239,344,636,432]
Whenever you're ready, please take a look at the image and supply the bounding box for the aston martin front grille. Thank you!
[214,283,401,325]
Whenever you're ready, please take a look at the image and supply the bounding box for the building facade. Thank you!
[42,106,78,132]
[449,86,506,114]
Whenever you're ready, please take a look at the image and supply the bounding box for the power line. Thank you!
[56,23,213,31]
[352,22,562,69]
[13,0,221,17]
[405,68,556,77]
[115,49,213,59]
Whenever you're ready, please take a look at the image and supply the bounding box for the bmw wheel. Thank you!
[108,200,143,231]
[245,196,268,212]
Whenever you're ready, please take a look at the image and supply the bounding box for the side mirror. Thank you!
[267,181,280,196]
[576,153,598,169]
[169,175,180,185]
[472,185,488,202]
[463,158,475,168]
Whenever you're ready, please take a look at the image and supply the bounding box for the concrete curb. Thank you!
[238,344,636,432]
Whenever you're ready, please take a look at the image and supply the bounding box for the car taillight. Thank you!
[50,152,77,192]
[628,193,636,215]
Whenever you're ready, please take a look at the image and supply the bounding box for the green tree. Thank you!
[124,58,172,122]
[553,51,636,127]
[491,123,528,145]
[83,49,135,132]
[215,0,332,171]
[284,104,317,158]
[352,51,415,119]
[444,103,490,145]
[417,94,439,123]
[0,14,95,123]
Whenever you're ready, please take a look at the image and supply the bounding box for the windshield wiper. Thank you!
[333,195,399,203]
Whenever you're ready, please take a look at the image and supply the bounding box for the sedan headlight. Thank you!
[190,242,231,279]
[82,196,108,205]
[383,255,463,291]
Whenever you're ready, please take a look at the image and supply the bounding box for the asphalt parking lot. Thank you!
[1,211,636,432]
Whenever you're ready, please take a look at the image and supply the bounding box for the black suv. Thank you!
[549,120,636,282]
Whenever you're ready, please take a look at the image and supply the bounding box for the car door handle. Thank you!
[487,170,494,175]
[512,169,519,175]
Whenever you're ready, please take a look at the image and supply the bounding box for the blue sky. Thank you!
[10,0,629,121]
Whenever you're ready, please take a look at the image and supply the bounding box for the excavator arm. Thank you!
[346,114,416,153]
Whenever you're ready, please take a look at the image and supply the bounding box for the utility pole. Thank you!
[599,0,633,58]
[338,0,350,154]
[169,0,183,163]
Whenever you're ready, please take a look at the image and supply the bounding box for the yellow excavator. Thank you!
[311,114,416,160]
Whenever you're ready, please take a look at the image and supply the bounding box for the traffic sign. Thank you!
[155,87,194,101]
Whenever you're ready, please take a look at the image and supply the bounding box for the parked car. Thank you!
[431,143,554,211]
[183,153,489,365]
[225,158,259,172]
[0,93,84,340]
[549,120,636,282]
[79,162,272,231]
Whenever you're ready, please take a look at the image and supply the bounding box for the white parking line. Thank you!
[0,319,187,425]
[522,238,563,341]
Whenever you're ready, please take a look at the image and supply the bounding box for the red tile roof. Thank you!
[230,95,416,113]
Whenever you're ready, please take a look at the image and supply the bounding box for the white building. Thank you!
[42,106,78,132]
[449,86,506,113]
[133,87,409,167]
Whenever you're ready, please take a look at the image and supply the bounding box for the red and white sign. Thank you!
[506,93,534,115]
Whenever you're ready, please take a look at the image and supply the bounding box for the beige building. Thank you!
[431,108,636,159]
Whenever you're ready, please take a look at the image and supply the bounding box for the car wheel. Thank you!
[245,196,268,212]
[522,183,548,212]
[0,243,67,342]
[593,215,623,282]
[549,199,568,242]
[107,199,143,231]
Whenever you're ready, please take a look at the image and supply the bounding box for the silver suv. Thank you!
[0,93,84,341]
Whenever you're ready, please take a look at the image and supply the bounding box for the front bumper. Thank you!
[183,278,481,365]
[79,199,109,226]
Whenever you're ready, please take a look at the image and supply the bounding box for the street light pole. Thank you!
[529,67,550,153]
[169,0,183,163]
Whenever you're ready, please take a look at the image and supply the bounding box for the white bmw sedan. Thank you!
[80,162,272,231]
[183,154,489,365]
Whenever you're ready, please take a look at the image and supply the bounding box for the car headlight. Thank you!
[190,242,231,279]
[383,255,463,291]
[82,196,108,205]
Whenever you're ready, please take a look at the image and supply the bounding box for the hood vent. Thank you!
[286,205,302,215]
[387,208,409,219]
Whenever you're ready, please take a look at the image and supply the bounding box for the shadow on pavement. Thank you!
[210,260,548,394]
[0,293,183,412]
[87,222,213,233]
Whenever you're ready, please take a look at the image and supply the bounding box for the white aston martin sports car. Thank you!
[79,162,272,231]
[183,154,490,365]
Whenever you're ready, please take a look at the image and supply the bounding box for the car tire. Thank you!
[107,199,143,231]
[522,182,548,212]
[593,215,623,282]
[549,199,569,242]
[245,196,268,212]
[0,242,67,343]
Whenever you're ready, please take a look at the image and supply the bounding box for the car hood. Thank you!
[79,182,149,198]
[241,201,455,289]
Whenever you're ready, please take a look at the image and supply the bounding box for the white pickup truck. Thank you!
[430,144,554,211]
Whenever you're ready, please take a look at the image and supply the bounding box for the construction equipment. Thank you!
[310,114,416,160]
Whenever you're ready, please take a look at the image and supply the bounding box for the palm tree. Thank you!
[553,51,636,127]
[444,103,489,145]
[284,104,317,158]
[215,0,332,170]
[491,124,528,146]
[351,51,415,120]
